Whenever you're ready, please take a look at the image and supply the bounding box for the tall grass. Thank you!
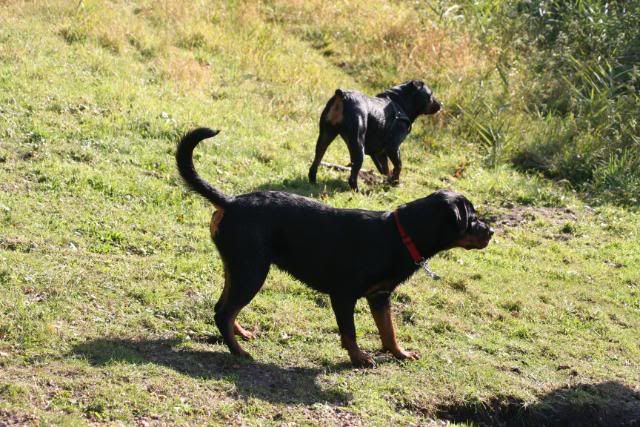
[262,0,640,205]
[476,0,640,205]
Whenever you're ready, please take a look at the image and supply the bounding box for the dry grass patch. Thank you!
[261,0,491,88]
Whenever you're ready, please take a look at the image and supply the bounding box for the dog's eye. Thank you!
[417,90,430,101]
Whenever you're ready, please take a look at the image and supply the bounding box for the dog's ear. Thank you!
[452,198,470,235]
[412,80,425,90]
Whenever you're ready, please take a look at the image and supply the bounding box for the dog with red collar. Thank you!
[177,127,493,367]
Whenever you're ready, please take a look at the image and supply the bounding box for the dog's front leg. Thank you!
[330,295,374,367]
[371,152,390,177]
[386,121,409,185]
[387,147,402,186]
[367,294,419,361]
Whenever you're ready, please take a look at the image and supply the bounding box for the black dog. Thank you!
[308,80,441,191]
[177,128,492,367]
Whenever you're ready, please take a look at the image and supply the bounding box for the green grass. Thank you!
[1,1,639,425]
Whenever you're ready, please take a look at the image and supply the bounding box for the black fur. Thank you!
[177,128,492,367]
[175,127,231,208]
[308,80,441,190]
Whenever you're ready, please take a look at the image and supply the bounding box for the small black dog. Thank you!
[308,80,441,191]
[177,128,492,367]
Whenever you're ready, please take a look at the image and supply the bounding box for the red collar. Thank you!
[393,210,424,263]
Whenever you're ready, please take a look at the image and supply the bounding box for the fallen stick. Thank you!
[319,161,351,172]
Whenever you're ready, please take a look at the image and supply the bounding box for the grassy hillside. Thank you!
[1,1,638,425]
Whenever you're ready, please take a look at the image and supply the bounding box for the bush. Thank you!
[459,0,640,205]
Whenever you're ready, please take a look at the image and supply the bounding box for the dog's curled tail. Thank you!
[176,127,231,208]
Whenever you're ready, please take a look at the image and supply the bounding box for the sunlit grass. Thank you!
[0,1,638,425]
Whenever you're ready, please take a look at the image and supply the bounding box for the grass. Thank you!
[1,0,639,425]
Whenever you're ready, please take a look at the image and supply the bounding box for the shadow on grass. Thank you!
[257,174,391,198]
[256,176,351,197]
[71,338,350,405]
[434,381,640,427]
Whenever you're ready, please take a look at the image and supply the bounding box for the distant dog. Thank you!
[177,128,492,367]
[308,80,441,191]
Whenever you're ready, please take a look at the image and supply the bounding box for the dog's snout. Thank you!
[427,99,442,114]
[488,227,494,237]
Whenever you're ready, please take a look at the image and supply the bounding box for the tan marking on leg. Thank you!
[224,308,252,359]
[327,95,343,125]
[234,320,255,340]
[388,170,400,185]
[371,305,419,361]
[209,208,225,237]
[383,158,391,177]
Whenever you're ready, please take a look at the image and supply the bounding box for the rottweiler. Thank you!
[308,80,441,191]
[177,128,492,367]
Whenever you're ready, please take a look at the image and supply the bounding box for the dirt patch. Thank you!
[0,409,36,426]
[488,205,580,230]
[320,161,383,185]
[0,237,38,253]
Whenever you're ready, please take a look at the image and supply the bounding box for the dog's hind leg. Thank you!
[215,267,254,341]
[337,111,367,191]
[310,92,345,184]
[346,134,365,191]
[308,123,338,184]
[214,258,270,358]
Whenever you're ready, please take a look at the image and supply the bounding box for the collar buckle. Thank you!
[417,258,440,280]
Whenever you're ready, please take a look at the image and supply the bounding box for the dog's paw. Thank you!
[387,176,400,187]
[348,177,359,192]
[391,348,420,361]
[350,351,376,368]
[234,321,256,341]
[239,330,255,341]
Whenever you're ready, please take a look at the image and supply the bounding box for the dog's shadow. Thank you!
[257,175,387,198]
[256,176,350,197]
[71,338,350,405]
